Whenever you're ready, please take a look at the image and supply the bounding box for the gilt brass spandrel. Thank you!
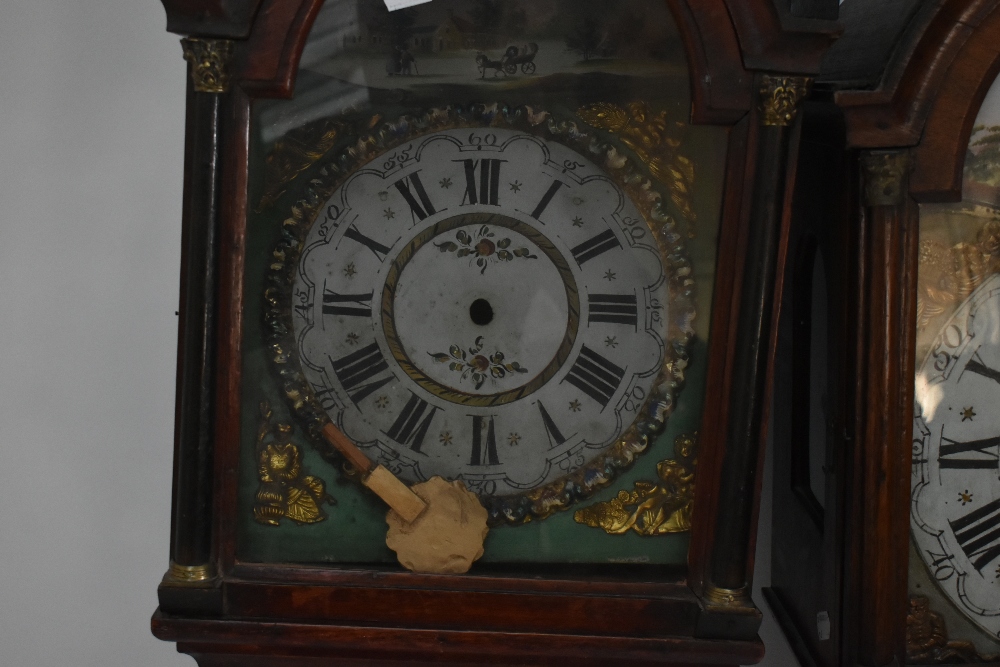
[574,432,697,535]
[907,596,999,663]
[253,401,336,527]
[180,37,234,94]
[577,101,698,231]
[758,75,812,127]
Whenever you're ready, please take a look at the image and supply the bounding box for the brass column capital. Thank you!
[861,150,914,207]
[181,38,235,94]
[759,75,812,127]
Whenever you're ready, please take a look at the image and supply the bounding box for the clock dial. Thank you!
[268,109,692,522]
[913,273,1000,636]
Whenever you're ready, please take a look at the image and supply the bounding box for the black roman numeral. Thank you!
[588,293,638,326]
[393,172,437,222]
[563,345,626,409]
[571,229,621,266]
[458,159,504,206]
[529,180,565,220]
[384,393,439,453]
[939,435,1000,469]
[950,497,1000,572]
[966,352,1000,384]
[537,401,568,448]
[322,289,372,318]
[330,343,394,405]
[470,415,500,466]
[343,224,394,262]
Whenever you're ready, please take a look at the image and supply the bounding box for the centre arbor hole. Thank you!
[470,298,494,326]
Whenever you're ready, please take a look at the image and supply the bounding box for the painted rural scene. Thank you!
[299,0,685,90]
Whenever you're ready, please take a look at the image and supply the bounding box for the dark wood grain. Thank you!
[911,3,1000,199]
[170,72,222,570]
[709,87,803,595]
[152,611,765,667]
[767,103,849,667]
[160,0,264,38]
[213,85,250,578]
[837,0,999,149]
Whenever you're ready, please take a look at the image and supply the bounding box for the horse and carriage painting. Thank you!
[475,43,538,78]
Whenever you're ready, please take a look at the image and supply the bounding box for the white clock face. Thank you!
[913,273,1000,636]
[287,126,671,502]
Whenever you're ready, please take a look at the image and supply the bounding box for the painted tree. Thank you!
[566,16,603,62]
[967,125,1000,185]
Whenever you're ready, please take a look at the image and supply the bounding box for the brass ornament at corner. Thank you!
[759,75,812,127]
[861,150,914,207]
[703,584,751,607]
[180,37,234,94]
[253,401,335,526]
[916,220,1000,330]
[577,101,698,232]
[574,432,697,535]
[164,561,214,584]
[907,596,998,664]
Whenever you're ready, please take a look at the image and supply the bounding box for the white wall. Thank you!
[0,1,796,665]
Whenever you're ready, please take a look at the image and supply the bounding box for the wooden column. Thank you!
[848,150,917,667]
[160,38,233,606]
[703,75,811,612]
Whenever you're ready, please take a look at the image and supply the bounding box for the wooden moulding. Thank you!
[152,610,765,667]
[837,0,1000,178]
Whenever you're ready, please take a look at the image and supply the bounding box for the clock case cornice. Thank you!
[152,1,842,665]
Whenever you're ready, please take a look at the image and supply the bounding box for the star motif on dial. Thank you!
[343,262,357,278]
[572,216,584,227]
[508,432,521,446]
[959,489,974,505]
[439,431,452,445]
[961,406,977,421]
[383,208,395,220]
[345,332,359,345]
[605,336,618,348]
[604,270,617,281]
[375,396,389,409]
[509,180,522,192]
[569,399,582,412]
[439,177,452,189]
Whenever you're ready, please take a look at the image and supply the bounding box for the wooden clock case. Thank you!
[149,1,842,665]
[765,0,1000,665]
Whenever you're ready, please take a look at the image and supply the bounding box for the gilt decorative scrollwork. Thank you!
[573,432,697,535]
[577,101,698,231]
[253,402,335,526]
[257,117,352,211]
[917,220,1000,330]
[758,75,811,127]
[180,38,234,94]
